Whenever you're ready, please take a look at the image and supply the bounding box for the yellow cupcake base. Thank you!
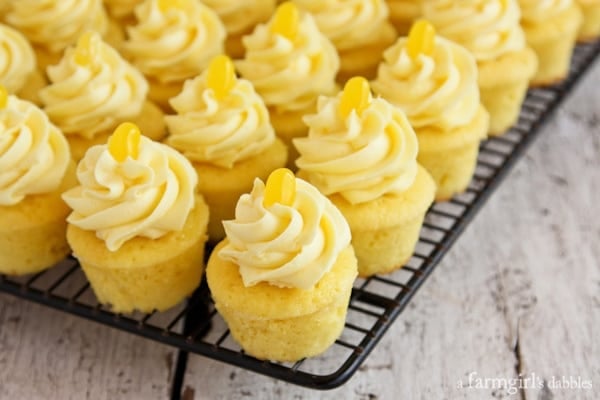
[328,165,436,277]
[0,161,77,275]
[336,22,398,83]
[524,4,583,87]
[195,138,288,241]
[67,194,209,313]
[387,0,423,36]
[66,100,166,161]
[417,106,489,201]
[577,1,600,41]
[478,47,538,135]
[207,242,358,362]
[16,69,47,106]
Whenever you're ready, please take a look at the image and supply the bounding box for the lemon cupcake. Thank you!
[292,0,397,82]
[0,23,46,105]
[123,0,226,111]
[519,0,583,86]
[236,2,340,166]
[207,168,357,361]
[576,0,600,41]
[39,31,165,161]
[423,0,538,135]
[63,122,209,313]
[386,0,423,35]
[165,55,288,241]
[201,0,277,58]
[372,21,489,201]
[295,77,436,277]
[5,0,123,71]
[0,88,77,275]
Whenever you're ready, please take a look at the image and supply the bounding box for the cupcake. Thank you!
[372,20,489,201]
[201,0,277,58]
[386,0,423,35]
[236,2,340,166]
[423,0,538,135]
[62,122,209,313]
[165,55,288,241]
[40,31,165,161]
[207,168,357,361]
[123,0,226,111]
[5,0,123,71]
[295,77,436,277]
[519,0,583,86]
[292,0,397,82]
[0,87,77,275]
[576,0,600,41]
[0,23,46,105]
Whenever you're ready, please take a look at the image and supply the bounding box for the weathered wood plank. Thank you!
[0,294,176,400]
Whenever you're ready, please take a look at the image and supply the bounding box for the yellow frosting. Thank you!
[165,56,276,168]
[62,125,198,252]
[519,0,573,22]
[40,32,148,140]
[0,24,36,95]
[292,0,392,51]
[372,34,480,130]
[6,0,108,53]
[219,174,351,289]
[236,3,340,113]
[124,0,226,84]
[422,0,526,62]
[0,94,71,206]
[202,0,276,37]
[295,78,419,205]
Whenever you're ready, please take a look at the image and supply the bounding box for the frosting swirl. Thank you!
[292,0,391,50]
[6,0,108,53]
[165,73,275,168]
[372,36,480,130]
[124,0,226,84]
[201,0,276,37]
[295,93,419,204]
[219,177,351,289]
[0,24,36,95]
[62,134,198,251]
[518,0,572,22]
[40,32,148,140]
[235,9,339,112]
[422,0,526,61]
[0,95,71,206]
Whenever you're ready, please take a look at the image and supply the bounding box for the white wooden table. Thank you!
[1,63,598,400]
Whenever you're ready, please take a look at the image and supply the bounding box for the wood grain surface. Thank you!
[0,64,598,400]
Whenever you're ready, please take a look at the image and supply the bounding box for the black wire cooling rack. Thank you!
[1,40,599,395]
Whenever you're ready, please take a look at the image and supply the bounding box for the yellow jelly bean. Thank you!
[406,20,436,60]
[0,85,7,109]
[74,31,97,66]
[338,76,371,119]
[263,168,296,207]
[108,122,142,162]
[270,2,299,41]
[206,55,236,100]
[158,0,188,11]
